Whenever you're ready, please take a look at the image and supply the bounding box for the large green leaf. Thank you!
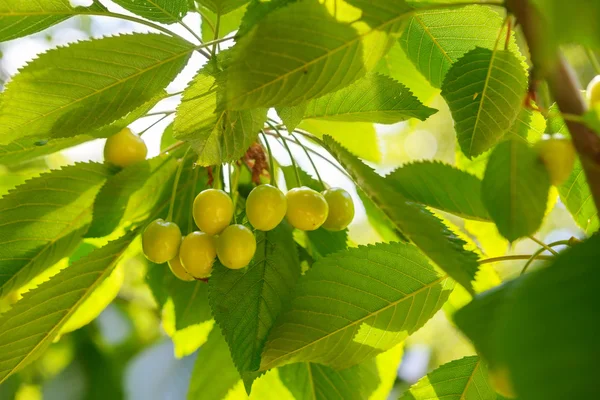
[558,161,599,235]
[209,223,300,379]
[455,235,600,400]
[112,0,188,23]
[441,48,528,158]
[261,241,454,370]
[0,231,136,384]
[400,356,498,400]
[0,0,106,42]
[323,136,479,294]
[198,0,249,15]
[481,138,550,242]
[174,63,267,166]
[300,74,436,123]
[225,0,412,109]
[385,161,489,221]
[0,34,194,144]
[400,5,515,88]
[0,163,115,301]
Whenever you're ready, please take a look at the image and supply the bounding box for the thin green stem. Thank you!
[291,133,325,190]
[138,113,171,136]
[189,166,199,233]
[167,146,191,221]
[179,20,204,44]
[212,13,221,57]
[586,48,600,74]
[101,12,181,38]
[479,255,554,264]
[196,8,216,34]
[161,140,185,155]
[521,240,570,275]
[528,235,559,255]
[143,110,175,118]
[260,130,277,186]
[267,121,301,186]
[213,164,222,189]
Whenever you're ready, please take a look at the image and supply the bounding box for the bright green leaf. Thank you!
[198,0,249,15]
[200,4,248,42]
[481,138,551,242]
[0,231,136,384]
[0,163,115,301]
[277,103,307,133]
[260,241,454,370]
[558,161,599,235]
[112,0,189,23]
[0,34,194,144]
[441,48,528,158]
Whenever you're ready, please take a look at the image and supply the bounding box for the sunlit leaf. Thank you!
[112,0,189,23]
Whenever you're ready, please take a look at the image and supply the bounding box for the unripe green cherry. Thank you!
[489,367,517,399]
[179,231,217,279]
[285,187,329,231]
[193,189,234,235]
[587,75,600,107]
[322,188,354,231]
[217,225,256,270]
[246,184,287,231]
[536,137,576,186]
[142,219,182,264]
[104,127,147,168]
[168,249,195,282]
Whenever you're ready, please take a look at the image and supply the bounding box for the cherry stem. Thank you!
[528,235,559,255]
[291,132,326,190]
[189,166,199,233]
[267,121,302,187]
[138,113,171,137]
[213,164,222,189]
[212,13,221,57]
[521,240,571,275]
[167,146,192,222]
[230,163,239,224]
[260,130,277,187]
[586,48,600,74]
[479,255,554,264]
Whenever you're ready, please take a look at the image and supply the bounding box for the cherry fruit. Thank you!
[142,219,182,264]
[246,184,287,231]
[104,127,147,168]
[285,187,329,231]
[217,224,256,270]
[193,189,234,235]
[179,231,217,279]
[322,188,354,231]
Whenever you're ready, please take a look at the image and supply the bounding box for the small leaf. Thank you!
[400,356,497,400]
[112,0,189,23]
[0,34,194,144]
[277,103,308,133]
[0,163,115,301]
[323,136,479,294]
[0,231,137,384]
[442,48,528,158]
[481,138,551,242]
[209,223,300,379]
[261,241,454,370]
[200,4,248,42]
[198,0,249,15]
[385,161,489,221]
[558,161,599,235]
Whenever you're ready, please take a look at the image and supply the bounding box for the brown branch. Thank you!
[507,0,600,218]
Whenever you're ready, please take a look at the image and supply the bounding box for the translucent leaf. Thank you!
[209,223,300,378]
[225,0,412,109]
[277,103,308,133]
[200,4,247,42]
[198,0,249,15]
[441,48,528,158]
[481,138,550,242]
[112,0,189,23]
[455,235,600,400]
[400,5,516,88]
[400,356,497,400]
[558,161,599,235]
[174,63,267,166]
[0,34,194,144]
[0,0,106,42]
[0,231,136,384]
[323,136,479,294]
[369,343,405,400]
[385,161,489,221]
[0,163,115,301]
[300,74,436,123]
[261,241,454,370]
[162,300,214,358]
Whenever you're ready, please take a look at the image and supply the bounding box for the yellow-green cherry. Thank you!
[322,188,354,231]
[104,127,148,168]
[246,184,287,231]
[179,231,217,279]
[217,225,256,270]
[536,137,576,186]
[142,219,182,264]
[285,186,329,231]
[168,249,195,282]
[587,75,600,107]
[193,189,234,235]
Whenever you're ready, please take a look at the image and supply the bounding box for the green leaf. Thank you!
[400,356,497,400]
[225,0,412,109]
[0,231,136,384]
[299,74,436,123]
[481,138,550,242]
[558,161,599,235]
[322,136,479,294]
[0,33,194,144]
[506,106,546,143]
[209,223,300,379]
[174,63,267,166]
[200,4,248,42]
[385,161,489,221]
[187,327,240,400]
[261,241,454,370]
[0,163,115,301]
[198,0,249,15]
[112,0,188,23]
[279,359,380,400]
[441,48,528,158]
[400,5,516,88]
[277,103,307,133]
[0,1,106,42]
[455,235,600,400]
